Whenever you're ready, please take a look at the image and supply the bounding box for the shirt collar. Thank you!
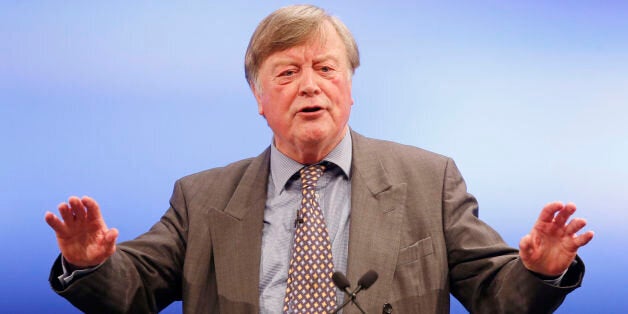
[270,129,352,193]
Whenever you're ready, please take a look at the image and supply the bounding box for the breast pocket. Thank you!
[397,236,434,265]
[393,235,444,302]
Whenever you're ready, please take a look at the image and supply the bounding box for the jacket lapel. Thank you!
[208,148,270,312]
[345,132,407,314]
[206,132,407,312]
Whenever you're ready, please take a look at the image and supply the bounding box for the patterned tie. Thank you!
[283,164,337,313]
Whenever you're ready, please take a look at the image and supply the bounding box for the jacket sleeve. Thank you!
[49,180,189,314]
[443,158,584,313]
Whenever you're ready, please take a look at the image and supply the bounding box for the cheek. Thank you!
[329,78,353,107]
[268,85,297,106]
[261,89,292,123]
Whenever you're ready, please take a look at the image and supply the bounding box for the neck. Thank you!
[276,127,348,165]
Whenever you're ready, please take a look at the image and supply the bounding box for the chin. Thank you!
[297,125,334,143]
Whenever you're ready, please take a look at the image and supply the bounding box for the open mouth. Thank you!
[301,106,322,113]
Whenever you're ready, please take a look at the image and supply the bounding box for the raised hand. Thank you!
[45,196,118,268]
[519,202,594,276]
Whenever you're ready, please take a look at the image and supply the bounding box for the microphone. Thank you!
[332,272,351,291]
[331,272,353,313]
[294,210,304,227]
[331,270,379,314]
[357,270,378,290]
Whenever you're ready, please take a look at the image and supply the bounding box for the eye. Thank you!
[280,69,296,77]
[320,66,331,72]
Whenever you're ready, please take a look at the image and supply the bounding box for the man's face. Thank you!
[252,21,353,164]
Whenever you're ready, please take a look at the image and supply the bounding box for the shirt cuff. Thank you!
[542,271,567,286]
[530,268,568,286]
[57,256,104,288]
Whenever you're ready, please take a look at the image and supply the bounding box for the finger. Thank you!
[553,203,576,226]
[573,230,594,248]
[537,201,564,223]
[58,202,75,225]
[82,196,103,222]
[565,218,587,235]
[68,196,87,221]
[44,211,67,234]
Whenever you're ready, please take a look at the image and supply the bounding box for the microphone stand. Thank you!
[331,270,377,314]
[330,287,353,314]
[331,285,367,314]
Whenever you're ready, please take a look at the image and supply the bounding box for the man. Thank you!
[46,5,593,313]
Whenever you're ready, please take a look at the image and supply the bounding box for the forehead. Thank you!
[262,22,347,66]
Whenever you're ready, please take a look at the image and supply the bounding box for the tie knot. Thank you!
[300,164,325,189]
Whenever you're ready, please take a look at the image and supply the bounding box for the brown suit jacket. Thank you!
[50,131,584,313]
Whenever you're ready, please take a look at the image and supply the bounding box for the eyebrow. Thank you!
[269,58,296,69]
[269,53,341,70]
[313,53,340,63]
[270,53,340,73]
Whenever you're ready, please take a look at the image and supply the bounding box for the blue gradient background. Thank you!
[2,1,626,313]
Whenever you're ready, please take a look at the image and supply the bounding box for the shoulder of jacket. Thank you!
[353,131,451,165]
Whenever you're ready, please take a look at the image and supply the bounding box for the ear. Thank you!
[347,72,354,107]
[251,84,265,116]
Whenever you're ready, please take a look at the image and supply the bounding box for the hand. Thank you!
[45,196,118,268]
[519,202,594,276]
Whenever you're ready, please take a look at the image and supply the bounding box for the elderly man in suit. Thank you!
[46,4,593,313]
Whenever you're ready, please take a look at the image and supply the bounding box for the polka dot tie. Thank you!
[283,164,337,313]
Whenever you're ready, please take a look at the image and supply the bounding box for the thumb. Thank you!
[105,228,119,245]
[519,234,533,260]
[104,228,119,256]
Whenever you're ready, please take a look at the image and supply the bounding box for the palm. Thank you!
[45,196,118,267]
[519,202,594,276]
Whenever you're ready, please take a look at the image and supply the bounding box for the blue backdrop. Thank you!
[2,1,626,313]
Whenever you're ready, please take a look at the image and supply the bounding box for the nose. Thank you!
[298,68,321,97]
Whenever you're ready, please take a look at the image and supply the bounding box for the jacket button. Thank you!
[382,303,393,313]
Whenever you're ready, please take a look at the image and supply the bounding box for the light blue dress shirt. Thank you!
[259,131,353,313]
